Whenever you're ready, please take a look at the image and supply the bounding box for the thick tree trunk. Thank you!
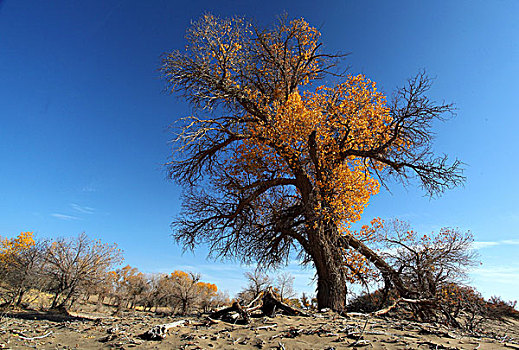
[316,276,346,310]
[308,224,348,311]
[58,287,77,309]
[13,288,26,306]
[314,254,347,311]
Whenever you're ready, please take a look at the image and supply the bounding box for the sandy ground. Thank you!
[1,309,518,349]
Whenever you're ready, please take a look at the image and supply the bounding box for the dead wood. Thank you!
[208,288,307,324]
[255,323,277,330]
[246,303,263,313]
[372,297,434,316]
[209,301,250,324]
[204,317,220,325]
[246,291,264,308]
[260,287,308,317]
[349,317,369,347]
[11,330,53,340]
[139,319,188,340]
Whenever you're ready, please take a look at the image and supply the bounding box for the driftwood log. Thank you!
[208,287,307,324]
[139,320,188,340]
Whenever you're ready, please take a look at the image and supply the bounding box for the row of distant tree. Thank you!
[0,232,229,314]
[0,232,121,310]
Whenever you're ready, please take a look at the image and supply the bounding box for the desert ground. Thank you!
[1,307,518,350]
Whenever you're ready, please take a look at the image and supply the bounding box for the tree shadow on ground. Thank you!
[2,309,92,323]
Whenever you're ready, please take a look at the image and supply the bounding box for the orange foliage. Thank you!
[197,281,218,295]
[185,17,404,233]
[1,231,35,251]
[219,26,406,236]
[171,270,190,280]
[170,270,218,295]
[342,218,384,283]
[117,265,143,282]
[227,74,403,236]
[0,231,35,264]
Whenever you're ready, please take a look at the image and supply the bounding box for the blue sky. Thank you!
[1,0,518,301]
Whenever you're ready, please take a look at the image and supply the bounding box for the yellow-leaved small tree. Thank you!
[0,232,45,307]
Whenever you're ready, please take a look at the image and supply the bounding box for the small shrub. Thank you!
[487,296,519,320]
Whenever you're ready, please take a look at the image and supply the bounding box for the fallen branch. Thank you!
[349,317,369,347]
[13,330,53,340]
[255,324,277,330]
[373,298,434,316]
[139,320,188,340]
[246,291,264,308]
[346,312,371,318]
[246,303,264,313]
[261,287,308,317]
[209,301,250,324]
[205,317,220,324]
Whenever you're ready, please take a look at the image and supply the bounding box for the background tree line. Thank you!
[0,232,226,315]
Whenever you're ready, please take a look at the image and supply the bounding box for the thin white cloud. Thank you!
[70,203,94,214]
[51,213,80,221]
[473,241,500,249]
[501,239,519,245]
[473,239,519,249]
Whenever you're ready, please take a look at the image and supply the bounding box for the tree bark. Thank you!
[58,287,77,309]
[314,258,347,311]
[181,299,188,315]
[308,224,348,311]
